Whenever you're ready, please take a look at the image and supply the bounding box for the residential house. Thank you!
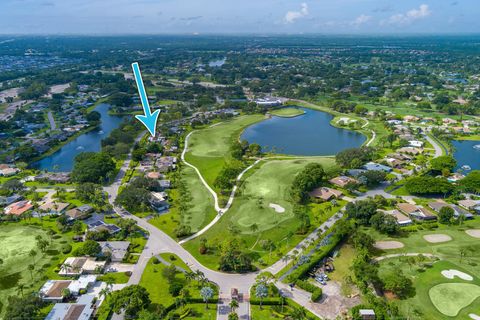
[397,203,437,221]
[45,294,95,320]
[0,194,22,206]
[40,276,96,302]
[308,187,343,201]
[408,140,424,148]
[381,209,412,226]
[397,147,422,155]
[39,201,70,214]
[59,257,106,276]
[329,176,358,188]
[458,200,480,214]
[150,191,169,212]
[428,201,474,220]
[98,241,130,262]
[146,171,164,179]
[159,180,171,189]
[359,309,376,320]
[0,167,19,176]
[363,162,392,173]
[4,200,33,216]
[35,172,70,183]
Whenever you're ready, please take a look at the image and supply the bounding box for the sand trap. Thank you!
[374,241,404,250]
[423,234,452,243]
[466,229,480,239]
[442,269,473,281]
[469,314,480,320]
[269,203,285,213]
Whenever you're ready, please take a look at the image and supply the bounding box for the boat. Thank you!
[461,165,472,171]
[474,144,480,150]
[76,146,84,150]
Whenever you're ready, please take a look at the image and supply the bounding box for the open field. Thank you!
[184,114,264,187]
[270,107,305,118]
[183,157,339,269]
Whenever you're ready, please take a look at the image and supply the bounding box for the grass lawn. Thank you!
[378,259,480,319]
[329,244,357,296]
[270,107,305,118]
[0,221,82,318]
[97,272,130,284]
[183,157,339,269]
[250,298,318,320]
[150,166,217,237]
[138,255,217,315]
[185,114,264,187]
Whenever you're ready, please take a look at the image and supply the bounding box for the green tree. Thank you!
[430,156,457,173]
[255,283,268,309]
[71,152,116,183]
[200,286,214,309]
[109,285,151,317]
[438,206,454,224]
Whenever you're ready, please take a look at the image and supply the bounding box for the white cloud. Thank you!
[351,14,372,27]
[284,3,309,24]
[383,4,431,26]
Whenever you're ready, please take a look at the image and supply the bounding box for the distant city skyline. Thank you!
[0,0,479,35]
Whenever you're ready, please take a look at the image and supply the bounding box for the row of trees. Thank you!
[290,163,325,203]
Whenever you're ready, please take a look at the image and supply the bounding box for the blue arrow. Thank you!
[131,62,160,137]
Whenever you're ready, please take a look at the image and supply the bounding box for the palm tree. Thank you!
[99,286,111,300]
[228,312,239,320]
[200,286,214,309]
[17,284,25,297]
[250,223,259,234]
[229,299,239,313]
[27,264,35,280]
[255,283,268,309]
[60,262,72,275]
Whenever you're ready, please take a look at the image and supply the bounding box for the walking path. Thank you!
[373,253,437,262]
[178,130,262,244]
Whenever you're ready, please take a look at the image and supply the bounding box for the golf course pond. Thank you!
[32,103,124,172]
[452,140,480,171]
[241,107,366,156]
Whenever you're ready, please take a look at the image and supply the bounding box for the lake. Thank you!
[241,107,366,156]
[452,140,480,172]
[32,103,124,172]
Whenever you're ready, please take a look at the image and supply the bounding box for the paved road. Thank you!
[424,133,445,158]
[47,111,56,130]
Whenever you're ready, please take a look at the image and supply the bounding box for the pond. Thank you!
[32,103,124,172]
[241,107,366,156]
[452,140,480,172]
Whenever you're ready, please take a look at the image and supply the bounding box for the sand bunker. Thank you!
[423,234,452,243]
[469,314,480,320]
[374,241,404,250]
[442,269,473,281]
[466,229,480,239]
[269,203,285,213]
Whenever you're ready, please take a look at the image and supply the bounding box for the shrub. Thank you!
[311,288,323,302]
[152,257,161,264]
[295,280,317,293]
[169,281,184,297]
[61,244,72,254]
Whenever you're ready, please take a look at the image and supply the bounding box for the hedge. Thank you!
[311,288,322,302]
[286,232,343,282]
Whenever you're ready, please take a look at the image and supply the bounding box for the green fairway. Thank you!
[429,283,480,317]
[150,165,217,237]
[183,157,339,269]
[185,114,264,186]
[270,107,305,118]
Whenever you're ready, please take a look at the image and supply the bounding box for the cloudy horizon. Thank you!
[0,0,478,35]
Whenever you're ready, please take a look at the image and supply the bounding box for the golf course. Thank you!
[372,218,480,319]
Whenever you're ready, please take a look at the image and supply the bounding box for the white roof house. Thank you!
[98,241,130,262]
[45,295,95,320]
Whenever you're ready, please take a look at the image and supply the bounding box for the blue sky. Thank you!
[0,0,478,34]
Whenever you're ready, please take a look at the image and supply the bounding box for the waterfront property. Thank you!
[32,104,124,171]
[452,140,480,171]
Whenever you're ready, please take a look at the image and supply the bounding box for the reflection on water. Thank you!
[32,104,124,172]
[241,107,366,156]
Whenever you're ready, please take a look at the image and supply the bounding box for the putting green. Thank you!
[0,226,46,272]
[429,283,480,317]
[229,158,336,233]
